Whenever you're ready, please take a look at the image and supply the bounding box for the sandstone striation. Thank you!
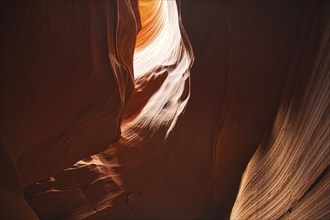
[1,1,329,219]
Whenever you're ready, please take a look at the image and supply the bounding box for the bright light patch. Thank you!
[124,0,194,140]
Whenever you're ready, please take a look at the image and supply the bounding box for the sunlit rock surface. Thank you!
[231,3,330,219]
[1,0,329,219]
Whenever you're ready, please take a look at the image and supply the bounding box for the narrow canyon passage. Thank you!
[1,1,329,220]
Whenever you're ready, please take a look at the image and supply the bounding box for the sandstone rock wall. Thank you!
[1,1,329,219]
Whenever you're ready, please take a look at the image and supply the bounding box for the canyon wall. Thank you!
[1,1,329,219]
[1,1,140,219]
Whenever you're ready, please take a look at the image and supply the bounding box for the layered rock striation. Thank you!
[1,0,329,219]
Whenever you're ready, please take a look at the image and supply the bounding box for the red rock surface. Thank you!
[1,1,329,219]
[1,1,139,219]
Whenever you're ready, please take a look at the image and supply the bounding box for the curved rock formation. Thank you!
[231,3,329,219]
[1,1,140,219]
[1,0,329,219]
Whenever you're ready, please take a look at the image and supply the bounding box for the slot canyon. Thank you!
[1,0,329,219]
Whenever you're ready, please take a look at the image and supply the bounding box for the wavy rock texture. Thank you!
[231,3,330,219]
[179,1,329,219]
[1,1,139,219]
[24,0,195,219]
[1,0,329,220]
